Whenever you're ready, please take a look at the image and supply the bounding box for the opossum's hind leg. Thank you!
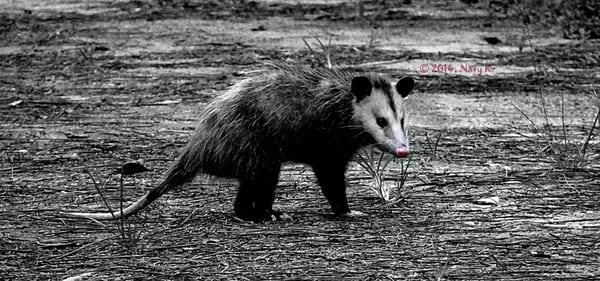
[234,167,282,222]
[312,162,352,216]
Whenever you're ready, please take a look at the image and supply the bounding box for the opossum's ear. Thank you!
[395,76,414,98]
[351,76,373,102]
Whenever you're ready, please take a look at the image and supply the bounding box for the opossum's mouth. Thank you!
[375,143,410,158]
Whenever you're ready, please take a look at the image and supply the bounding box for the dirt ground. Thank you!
[1,0,600,280]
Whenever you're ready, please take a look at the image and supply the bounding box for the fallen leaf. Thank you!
[61,272,94,281]
[474,196,500,205]
[529,251,552,258]
[9,100,23,106]
[118,161,151,175]
[155,99,182,105]
[483,36,502,45]
[62,152,80,160]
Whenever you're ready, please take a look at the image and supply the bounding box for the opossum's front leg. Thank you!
[312,162,352,216]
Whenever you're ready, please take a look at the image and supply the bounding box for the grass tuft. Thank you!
[355,146,413,202]
[85,167,142,252]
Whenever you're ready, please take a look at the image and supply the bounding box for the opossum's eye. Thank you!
[376,117,388,128]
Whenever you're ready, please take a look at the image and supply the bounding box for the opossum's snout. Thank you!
[380,138,409,158]
[394,142,409,158]
[396,148,409,158]
[375,138,409,158]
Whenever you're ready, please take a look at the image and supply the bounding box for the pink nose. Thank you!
[395,147,409,158]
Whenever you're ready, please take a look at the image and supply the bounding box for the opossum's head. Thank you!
[351,75,415,158]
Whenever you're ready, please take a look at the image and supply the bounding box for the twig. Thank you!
[50,237,112,261]
[119,170,125,240]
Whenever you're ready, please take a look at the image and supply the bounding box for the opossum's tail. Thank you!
[62,142,203,220]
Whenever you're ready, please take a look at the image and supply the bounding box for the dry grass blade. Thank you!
[391,154,413,203]
[538,87,554,142]
[85,168,117,221]
[314,35,332,68]
[425,128,445,160]
[560,91,568,155]
[579,100,600,160]
[301,38,315,54]
[512,102,538,130]
[302,34,334,68]
[356,152,376,176]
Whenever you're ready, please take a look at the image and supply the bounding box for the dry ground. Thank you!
[1,1,600,280]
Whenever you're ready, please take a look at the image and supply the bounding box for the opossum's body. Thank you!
[67,64,414,221]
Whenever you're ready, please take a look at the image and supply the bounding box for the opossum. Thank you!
[66,64,414,222]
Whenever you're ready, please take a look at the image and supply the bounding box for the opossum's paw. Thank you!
[264,211,293,222]
[339,210,368,218]
[234,210,293,223]
[271,211,293,222]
